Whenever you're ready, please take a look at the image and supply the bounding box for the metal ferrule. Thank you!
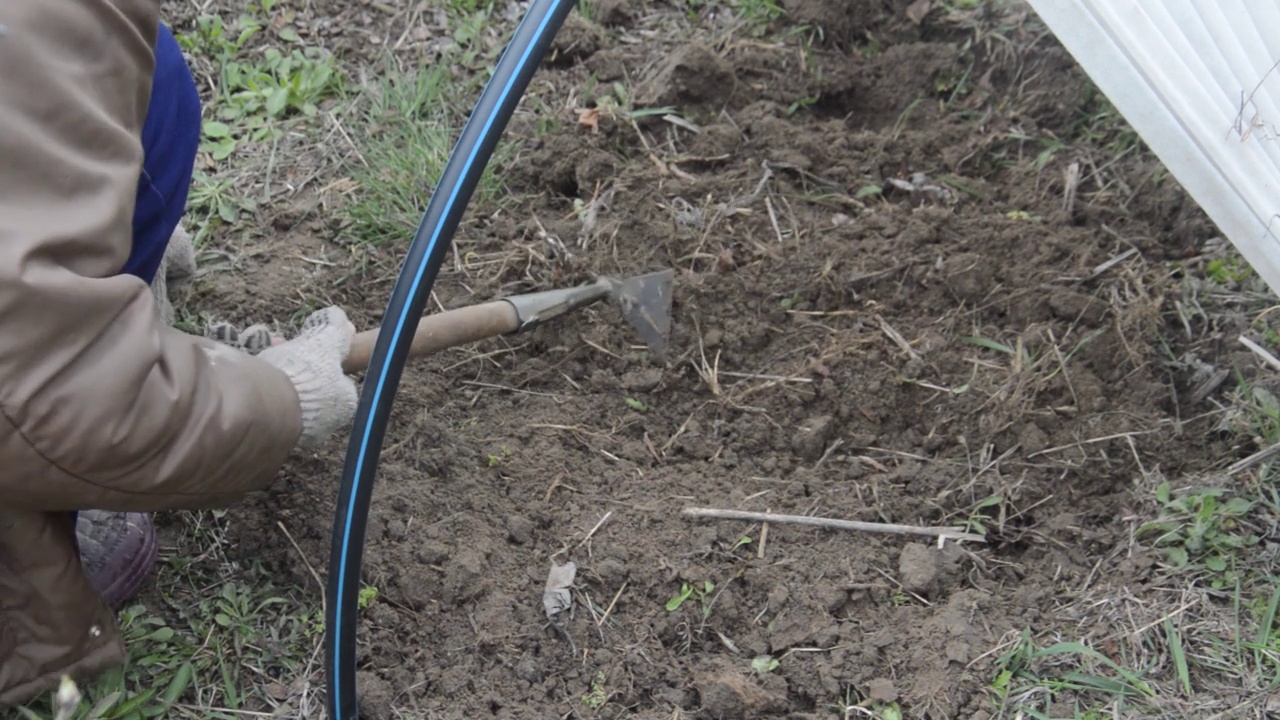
[502,278,612,330]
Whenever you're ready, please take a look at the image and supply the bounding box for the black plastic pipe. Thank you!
[324,1,575,716]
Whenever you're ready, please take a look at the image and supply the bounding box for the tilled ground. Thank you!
[156,0,1273,717]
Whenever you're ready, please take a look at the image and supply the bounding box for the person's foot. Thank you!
[75,510,159,609]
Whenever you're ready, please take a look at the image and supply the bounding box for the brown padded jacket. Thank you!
[0,0,304,707]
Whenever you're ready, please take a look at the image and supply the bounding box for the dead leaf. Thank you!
[542,560,576,621]
[906,0,932,25]
[576,108,600,133]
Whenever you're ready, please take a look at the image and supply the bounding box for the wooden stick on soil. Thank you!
[1240,335,1280,373]
[682,507,986,544]
[757,508,770,559]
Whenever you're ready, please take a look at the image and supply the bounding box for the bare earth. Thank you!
[149,0,1279,717]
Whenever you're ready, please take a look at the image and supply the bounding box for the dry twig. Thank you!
[682,507,985,543]
[1240,334,1280,373]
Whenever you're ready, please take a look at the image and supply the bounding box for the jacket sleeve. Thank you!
[0,0,305,512]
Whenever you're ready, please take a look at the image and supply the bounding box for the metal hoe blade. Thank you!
[604,268,674,359]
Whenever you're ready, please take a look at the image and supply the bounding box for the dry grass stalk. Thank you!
[682,507,986,543]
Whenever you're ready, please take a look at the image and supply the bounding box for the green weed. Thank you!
[1138,482,1256,585]
[15,562,318,719]
[173,2,341,240]
[337,60,518,246]
[486,445,514,466]
[580,670,607,709]
[990,630,1154,717]
[177,7,341,161]
[731,0,786,36]
[1205,256,1253,286]
[666,579,715,617]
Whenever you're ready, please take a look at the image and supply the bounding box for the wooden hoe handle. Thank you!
[341,301,520,374]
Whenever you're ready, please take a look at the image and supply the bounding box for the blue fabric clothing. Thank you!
[126,21,202,286]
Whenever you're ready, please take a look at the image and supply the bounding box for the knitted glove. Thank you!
[205,321,276,355]
[161,223,197,286]
[150,224,197,326]
[254,307,359,448]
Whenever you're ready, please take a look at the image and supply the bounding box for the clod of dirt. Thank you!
[506,515,534,545]
[516,653,543,685]
[688,123,744,158]
[866,677,899,704]
[768,614,817,652]
[897,543,938,596]
[583,46,629,82]
[942,252,991,305]
[1016,422,1050,455]
[1047,288,1107,325]
[636,44,736,110]
[574,148,618,190]
[621,367,663,392]
[390,563,436,611]
[594,557,628,584]
[548,13,604,65]
[791,415,835,461]
[593,0,636,26]
[443,546,489,605]
[715,248,737,273]
[354,671,395,720]
[695,663,789,718]
[781,0,863,44]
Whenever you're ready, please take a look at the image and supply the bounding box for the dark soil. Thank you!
[164,1,1252,717]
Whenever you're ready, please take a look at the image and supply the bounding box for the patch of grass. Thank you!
[730,0,786,36]
[178,3,342,157]
[336,59,519,247]
[1204,256,1254,286]
[1223,372,1280,448]
[174,1,343,239]
[987,429,1280,720]
[989,630,1155,718]
[15,513,320,719]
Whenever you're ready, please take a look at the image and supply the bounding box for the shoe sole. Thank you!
[98,514,160,610]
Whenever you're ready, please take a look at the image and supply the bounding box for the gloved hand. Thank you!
[206,321,276,355]
[160,223,197,287]
[150,223,197,326]
[254,307,359,448]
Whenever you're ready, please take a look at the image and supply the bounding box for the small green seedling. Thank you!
[486,445,513,466]
[624,397,649,413]
[877,702,904,720]
[965,495,1003,537]
[1206,256,1252,285]
[666,580,715,615]
[751,655,780,674]
[855,183,884,199]
[581,670,607,709]
[358,585,379,610]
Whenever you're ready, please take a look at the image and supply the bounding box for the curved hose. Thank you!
[324,1,575,716]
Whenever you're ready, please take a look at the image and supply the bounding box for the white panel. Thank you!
[1024,0,1280,296]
